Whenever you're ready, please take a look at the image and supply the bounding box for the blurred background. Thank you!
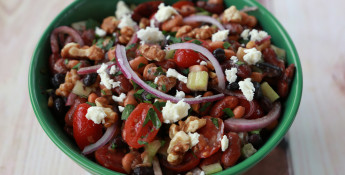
[1,0,344,174]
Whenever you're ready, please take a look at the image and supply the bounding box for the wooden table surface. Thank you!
[1,0,344,174]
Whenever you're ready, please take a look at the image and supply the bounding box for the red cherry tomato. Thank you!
[199,150,222,167]
[221,132,241,168]
[239,99,264,119]
[193,116,224,158]
[95,144,127,174]
[172,1,194,9]
[73,103,103,150]
[123,103,163,148]
[160,152,200,172]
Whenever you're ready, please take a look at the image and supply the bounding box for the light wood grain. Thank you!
[1,0,344,174]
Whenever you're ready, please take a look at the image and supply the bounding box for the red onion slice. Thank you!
[126,25,139,47]
[50,26,84,54]
[224,102,281,132]
[116,44,224,104]
[240,6,258,12]
[166,43,225,89]
[183,15,225,30]
[82,123,117,155]
[77,62,116,75]
[65,93,77,106]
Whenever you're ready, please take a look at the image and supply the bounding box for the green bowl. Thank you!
[29,0,302,174]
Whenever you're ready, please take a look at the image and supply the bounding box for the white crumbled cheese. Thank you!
[224,6,241,22]
[230,56,238,63]
[249,29,268,42]
[154,77,159,84]
[225,68,238,84]
[200,61,207,66]
[238,78,255,101]
[85,107,107,124]
[137,27,165,44]
[188,132,200,147]
[212,30,229,42]
[241,29,250,40]
[95,27,106,37]
[162,100,191,123]
[200,171,205,175]
[118,106,125,112]
[115,1,131,19]
[243,48,262,65]
[221,135,229,151]
[112,33,117,37]
[175,90,185,98]
[195,95,202,98]
[112,93,126,103]
[154,3,178,22]
[109,65,116,75]
[118,15,137,29]
[97,63,121,89]
[166,68,187,83]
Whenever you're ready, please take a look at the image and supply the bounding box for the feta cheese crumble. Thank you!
[249,29,268,42]
[188,132,200,147]
[230,56,238,63]
[200,171,205,175]
[212,30,229,42]
[109,65,116,75]
[118,15,137,29]
[243,48,262,65]
[85,107,107,124]
[118,106,125,112]
[112,93,126,103]
[97,63,121,89]
[238,78,255,101]
[240,29,250,40]
[221,135,229,151]
[175,90,185,98]
[224,6,241,22]
[166,68,188,83]
[137,27,165,44]
[225,67,238,84]
[95,27,106,37]
[155,3,178,22]
[161,100,191,123]
[115,1,131,19]
[200,61,207,66]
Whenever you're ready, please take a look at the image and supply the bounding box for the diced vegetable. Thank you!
[71,21,86,31]
[271,45,286,62]
[201,162,223,175]
[241,143,257,158]
[142,140,162,164]
[72,80,92,97]
[187,71,209,91]
[165,50,175,59]
[261,82,279,102]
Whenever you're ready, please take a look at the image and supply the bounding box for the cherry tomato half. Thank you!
[73,103,103,150]
[95,144,127,174]
[123,103,163,148]
[193,116,224,158]
[173,49,206,68]
[161,152,200,172]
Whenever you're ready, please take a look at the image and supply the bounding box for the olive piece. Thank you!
[248,134,263,149]
[83,73,98,86]
[256,62,282,78]
[51,73,65,88]
[131,166,154,175]
[227,82,239,90]
[53,97,66,116]
[213,48,226,62]
[252,81,263,99]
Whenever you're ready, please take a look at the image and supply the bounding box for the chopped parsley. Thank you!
[145,93,157,100]
[181,68,189,76]
[223,108,234,118]
[110,143,117,149]
[169,36,182,44]
[154,67,166,76]
[211,118,219,129]
[138,140,148,145]
[138,63,146,69]
[126,43,136,50]
[114,71,123,76]
[64,59,69,65]
[72,63,81,70]
[101,89,106,95]
[121,104,135,120]
[162,31,177,36]
[223,42,231,49]
[153,101,166,112]
[161,84,167,92]
[200,102,211,112]
[143,108,162,129]
[146,81,158,89]
[160,140,166,147]
[191,39,202,45]
[132,80,139,90]
[86,102,96,106]
[104,40,114,51]
[184,37,193,41]
[236,61,245,65]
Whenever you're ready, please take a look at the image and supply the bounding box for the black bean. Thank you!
[83,73,98,86]
[256,62,282,78]
[51,73,65,88]
[252,81,263,99]
[259,96,273,113]
[53,97,66,116]
[213,48,226,62]
[131,166,154,175]
[227,82,239,90]
[248,134,263,149]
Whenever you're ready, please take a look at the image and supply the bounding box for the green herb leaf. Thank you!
[223,42,231,49]
[145,93,157,100]
[191,40,202,45]
[138,63,146,69]
[134,89,145,101]
[154,67,166,76]
[211,118,219,129]
[101,90,106,95]
[160,140,166,147]
[96,38,105,49]
[146,81,158,88]
[149,108,162,129]
[143,101,152,104]
[181,68,189,76]
[86,102,96,106]
[104,40,114,51]
[223,108,234,118]
[132,80,139,90]
[72,63,82,70]
[110,143,117,149]
[250,129,261,135]
[85,19,100,30]
[200,102,211,112]
[153,101,166,112]
[64,59,69,65]
[114,71,123,76]
[121,104,135,120]
[138,140,148,145]
[169,36,182,44]
[126,43,136,50]
[236,61,245,65]
[162,84,166,92]
[162,31,177,36]
[184,37,193,41]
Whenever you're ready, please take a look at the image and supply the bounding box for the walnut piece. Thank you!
[56,69,80,97]
[155,75,177,93]
[222,6,242,23]
[119,26,134,45]
[167,131,191,165]
[139,44,166,62]
[169,116,206,138]
[189,26,215,40]
[101,16,119,33]
[61,43,104,60]
[176,25,192,38]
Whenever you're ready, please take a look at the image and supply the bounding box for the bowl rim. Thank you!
[28,0,303,174]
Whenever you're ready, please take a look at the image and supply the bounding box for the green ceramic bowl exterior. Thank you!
[29,0,302,174]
